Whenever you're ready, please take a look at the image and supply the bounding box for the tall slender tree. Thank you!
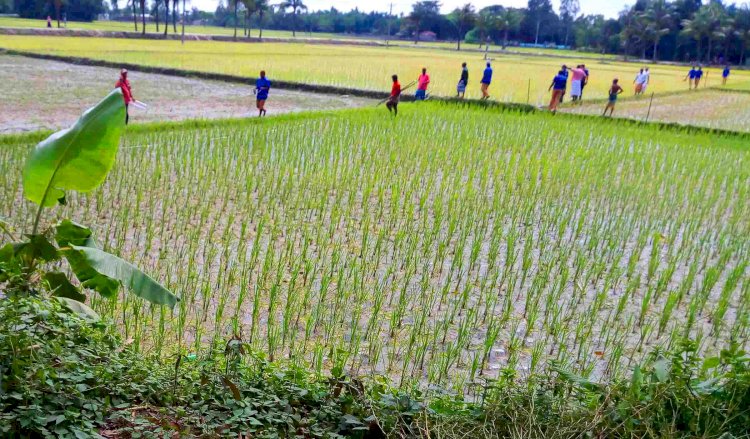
[279,0,307,37]
[450,4,476,51]
[560,0,580,46]
[254,0,270,38]
[640,0,673,61]
[496,8,522,49]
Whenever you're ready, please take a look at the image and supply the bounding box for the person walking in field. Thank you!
[603,78,623,117]
[633,68,646,95]
[416,67,430,101]
[480,62,493,100]
[115,69,134,125]
[255,70,271,117]
[694,66,703,88]
[548,70,568,113]
[641,67,651,93]
[569,65,588,103]
[386,74,401,116]
[457,62,468,99]
[685,66,697,90]
[722,65,730,85]
[46,16,52,28]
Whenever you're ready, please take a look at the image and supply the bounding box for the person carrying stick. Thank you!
[386,74,401,116]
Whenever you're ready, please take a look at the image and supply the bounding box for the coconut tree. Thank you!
[279,0,307,37]
[682,2,730,61]
[254,0,270,38]
[449,4,476,51]
[474,11,496,49]
[242,0,255,37]
[496,8,522,49]
[639,0,673,61]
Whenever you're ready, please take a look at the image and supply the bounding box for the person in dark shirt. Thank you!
[548,70,568,112]
[603,78,624,117]
[580,64,590,100]
[480,62,493,100]
[255,70,271,117]
[559,65,569,103]
[722,65,730,85]
[457,62,468,99]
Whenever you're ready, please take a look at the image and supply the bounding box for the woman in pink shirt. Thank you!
[415,67,430,100]
[570,65,587,103]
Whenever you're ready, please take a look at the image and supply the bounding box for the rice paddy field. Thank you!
[0,16,615,58]
[564,89,750,132]
[2,103,748,395]
[2,34,745,103]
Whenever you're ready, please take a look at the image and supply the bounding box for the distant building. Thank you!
[418,31,436,42]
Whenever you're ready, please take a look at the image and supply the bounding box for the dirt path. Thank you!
[0,54,374,133]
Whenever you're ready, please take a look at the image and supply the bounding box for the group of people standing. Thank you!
[547,64,590,112]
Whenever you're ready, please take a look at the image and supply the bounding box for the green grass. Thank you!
[2,102,748,394]
[3,35,746,103]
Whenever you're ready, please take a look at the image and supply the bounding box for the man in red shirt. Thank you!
[115,69,134,124]
[386,74,401,116]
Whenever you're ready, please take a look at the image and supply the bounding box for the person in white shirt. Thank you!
[641,67,651,93]
[633,69,646,95]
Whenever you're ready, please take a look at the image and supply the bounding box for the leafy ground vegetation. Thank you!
[3,35,748,102]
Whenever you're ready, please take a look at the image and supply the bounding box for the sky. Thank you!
[192,0,742,20]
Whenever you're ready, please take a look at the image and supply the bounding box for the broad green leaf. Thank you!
[14,235,60,262]
[68,245,179,308]
[23,90,125,207]
[44,272,86,302]
[702,356,721,372]
[56,297,100,322]
[56,221,120,298]
[55,220,98,248]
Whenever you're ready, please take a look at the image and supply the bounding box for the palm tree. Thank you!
[474,11,496,49]
[52,0,65,28]
[233,0,240,39]
[279,0,307,37]
[496,8,522,49]
[450,4,476,51]
[254,0,270,39]
[242,0,255,37]
[640,0,673,61]
[682,2,730,62]
[130,0,139,31]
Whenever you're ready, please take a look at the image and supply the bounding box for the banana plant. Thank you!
[0,89,178,320]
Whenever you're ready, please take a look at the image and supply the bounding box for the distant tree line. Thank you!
[7,0,750,64]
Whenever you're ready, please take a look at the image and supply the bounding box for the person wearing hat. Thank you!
[115,69,134,124]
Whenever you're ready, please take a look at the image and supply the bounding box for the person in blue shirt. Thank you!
[695,66,704,88]
[255,70,271,117]
[685,66,697,90]
[548,70,568,112]
[559,65,569,103]
[723,65,731,85]
[480,62,493,100]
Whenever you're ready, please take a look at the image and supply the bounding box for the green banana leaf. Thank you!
[69,245,179,309]
[56,220,120,299]
[44,271,86,302]
[23,89,126,207]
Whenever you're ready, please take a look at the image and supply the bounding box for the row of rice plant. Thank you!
[2,104,748,395]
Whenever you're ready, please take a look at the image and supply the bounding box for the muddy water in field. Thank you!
[0,54,374,133]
